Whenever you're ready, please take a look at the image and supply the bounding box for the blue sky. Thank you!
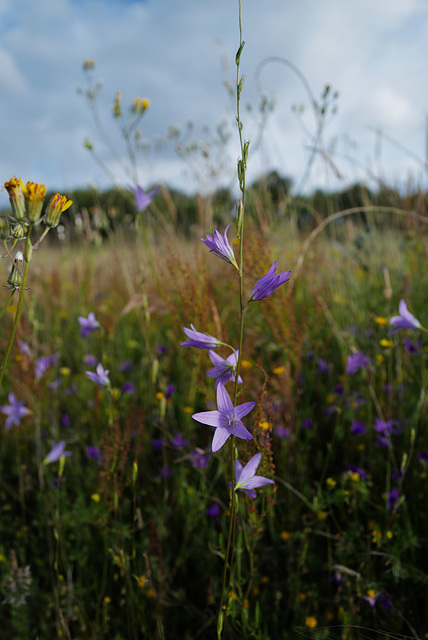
[1,0,428,208]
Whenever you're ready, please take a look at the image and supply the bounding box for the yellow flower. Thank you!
[156,391,165,400]
[91,493,100,502]
[103,596,111,605]
[83,60,95,69]
[45,193,73,228]
[305,616,317,629]
[326,477,336,487]
[386,530,393,539]
[272,365,285,375]
[183,406,193,414]
[318,511,328,520]
[137,574,148,588]
[240,359,252,369]
[280,530,291,540]
[252,586,260,596]
[376,354,384,363]
[261,576,269,584]
[60,367,71,377]
[380,339,393,349]
[367,588,376,599]
[20,181,47,223]
[132,97,150,114]
[375,316,388,326]
[0,554,7,563]
[258,420,271,431]
[228,590,237,600]
[4,177,26,220]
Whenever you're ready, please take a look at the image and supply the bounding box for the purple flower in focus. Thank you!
[192,382,254,453]
[250,261,291,301]
[44,440,72,464]
[201,224,238,268]
[77,312,100,338]
[170,433,188,449]
[351,420,367,435]
[206,349,243,389]
[389,299,422,333]
[130,185,161,211]
[235,453,275,498]
[122,381,135,394]
[181,324,221,350]
[86,445,102,462]
[189,449,209,469]
[35,354,59,379]
[1,392,30,429]
[85,363,110,387]
[346,353,370,375]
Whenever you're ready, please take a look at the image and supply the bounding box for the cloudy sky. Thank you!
[1,0,428,208]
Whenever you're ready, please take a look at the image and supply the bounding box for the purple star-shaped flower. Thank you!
[78,312,100,338]
[130,185,161,211]
[362,592,379,608]
[170,433,188,449]
[85,363,110,387]
[250,261,291,301]
[1,392,30,429]
[346,353,370,375]
[181,324,221,350]
[44,440,72,464]
[35,354,59,380]
[206,349,243,389]
[235,453,275,498]
[86,445,103,462]
[192,382,254,452]
[201,224,238,268]
[389,299,422,333]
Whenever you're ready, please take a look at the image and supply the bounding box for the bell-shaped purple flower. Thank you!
[1,392,30,429]
[85,363,110,387]
[201,224,238,268]
[78,312,100,338]
[44,440,72,464]
[206,350,242,388]
[181,324,221,350]
[250,261,291,301]
[192,382,254,452]
[235,452,275,498]
[389,299,422,333]
[130,185,160,211]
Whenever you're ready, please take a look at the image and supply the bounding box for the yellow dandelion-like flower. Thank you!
[156,391,165,400]
[137,574,148,588]
[45,193,72,228]
[305,616,317,629]
[91,493,100,502]
[183,405,193,414]
[258,420,271,431]
[386,530,393,539]
[380,339,393,349]
[83,60,95,69]
[60,367,71,377]
[326,477,336,487]
[272,365,285,375]
[280,530,291,540]
[4,177,26,221]
[240,359,252,369]
[103,596,111,605]
[375,316,388,326]
[20,181,47,223]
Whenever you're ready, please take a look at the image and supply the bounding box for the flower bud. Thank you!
[44,193,73,228]
[7,251,24,288]
[4,178,26,221]
[112,91,122,118]
[0,216,10,240]
[11,222,28,239]
[20,181,47,223]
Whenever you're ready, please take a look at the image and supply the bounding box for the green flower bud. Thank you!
[11,222,28,239]
[0,216,10,240]
[7,251,24,288]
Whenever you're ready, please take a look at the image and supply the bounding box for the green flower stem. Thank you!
[217,2,247,637]
[0,290,15,321]
[0,240,32,388]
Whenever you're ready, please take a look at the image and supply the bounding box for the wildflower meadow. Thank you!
[2,3,428,639]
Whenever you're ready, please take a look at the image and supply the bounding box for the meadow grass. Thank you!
[1,211,428,639]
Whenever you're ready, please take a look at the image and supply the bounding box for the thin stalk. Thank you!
[0,290,15,321]
[0,236,32,387]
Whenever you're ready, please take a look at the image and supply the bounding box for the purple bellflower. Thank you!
[346,353,370,375]
[44,440,72,464]
[235,452,275,498]
[181,324,221,350]
[85,363,110,387]
[250,261,291,301]
[206,349,243,389]
[78,312,100,337]
[192,382,254,453]
[130,185,161,211]
[389,299,422,333]
[35,354,59,380]
[1,392,30,429]
[201,224,238,268]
